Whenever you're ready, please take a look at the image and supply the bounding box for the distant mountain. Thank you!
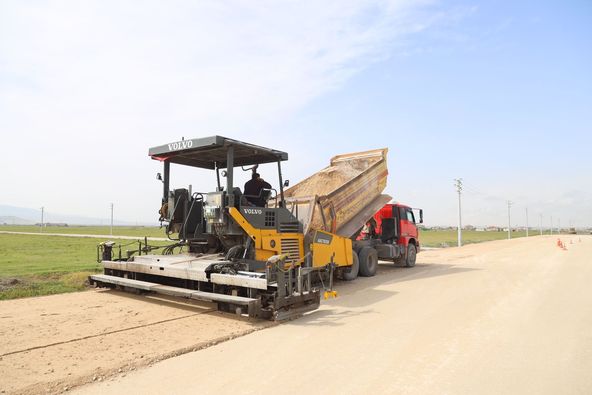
[0,205,154,226]
[0,215,35,225]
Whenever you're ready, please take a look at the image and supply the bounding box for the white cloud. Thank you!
[0,0,438,222]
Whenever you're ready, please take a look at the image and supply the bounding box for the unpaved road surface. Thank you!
[74,235,592,395]
[0,292,270,394]
[2,236,591,394]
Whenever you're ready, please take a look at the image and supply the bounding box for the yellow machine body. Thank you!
[229,208,353,269]
[310,230,353,268]
[229,207,305,264]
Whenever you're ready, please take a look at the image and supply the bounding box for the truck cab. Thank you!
[356,203,422,267]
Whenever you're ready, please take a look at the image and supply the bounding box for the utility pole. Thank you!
[40,206,44,233]
[507,201,513,239]
[110,203,114,236]
[525,207,529,237]
[539,213,543,236]
[454,178,463,247]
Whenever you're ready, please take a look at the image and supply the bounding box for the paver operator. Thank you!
[244,172,272,207]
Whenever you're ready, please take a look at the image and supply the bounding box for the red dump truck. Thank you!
[283,149,423,280]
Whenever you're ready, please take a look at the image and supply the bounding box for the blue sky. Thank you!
[0,1,590,227]
[280,0,592,227]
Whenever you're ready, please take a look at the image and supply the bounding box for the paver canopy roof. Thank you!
[149,136,288,169]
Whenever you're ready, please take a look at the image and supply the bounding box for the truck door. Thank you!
[399,207,417,240]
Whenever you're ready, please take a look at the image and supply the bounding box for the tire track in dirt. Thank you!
[1,310,214,358]
[0,290,271,395]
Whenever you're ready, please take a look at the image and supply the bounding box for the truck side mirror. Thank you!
[284,180,289,187]
[156,173,163,182]
[419,209,424,224]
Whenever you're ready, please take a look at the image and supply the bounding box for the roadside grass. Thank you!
[0,234,170,300]
[0,225,163,237]
[0,272,95,300]
[420,230,549,247]
[0,229,564,300]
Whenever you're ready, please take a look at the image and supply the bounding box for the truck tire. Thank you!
[340,251,359,281]
[405,244,417,267]
[358,247,378,277]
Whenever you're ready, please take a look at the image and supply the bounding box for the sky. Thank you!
[0,0,591,228]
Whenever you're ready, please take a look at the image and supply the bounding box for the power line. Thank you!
[453,179,553,236]
[454,178,463,247]
[460,180,509,202]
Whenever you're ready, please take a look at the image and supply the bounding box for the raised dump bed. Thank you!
[283,148,390,238]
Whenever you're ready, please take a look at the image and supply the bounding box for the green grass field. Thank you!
[0,225,164,237]
[420,229,550,247]
[0,226,561,300]
[0,233,170,300]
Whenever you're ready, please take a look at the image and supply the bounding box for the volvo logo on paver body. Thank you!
[244,208,263,215]
[314,232,332,245]
[168,140,193,151]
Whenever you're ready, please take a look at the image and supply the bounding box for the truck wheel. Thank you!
[405,244,417,267]
[358,247,378,277]
[340,252,359,281]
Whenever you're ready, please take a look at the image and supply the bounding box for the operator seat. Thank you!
[232,187,250,208]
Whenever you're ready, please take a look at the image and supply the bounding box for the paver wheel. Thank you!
[358,247,378,277]
[226,245,253,260]
[340,251,359,281]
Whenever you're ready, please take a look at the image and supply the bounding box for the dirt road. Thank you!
[2,236,591,394]
[75,235,592,395]
[0,292,270,394]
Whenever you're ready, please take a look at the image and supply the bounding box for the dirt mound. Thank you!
[0,278,21,291]
[285,156,379,198]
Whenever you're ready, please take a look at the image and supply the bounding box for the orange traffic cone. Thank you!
[557,238,561,247]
